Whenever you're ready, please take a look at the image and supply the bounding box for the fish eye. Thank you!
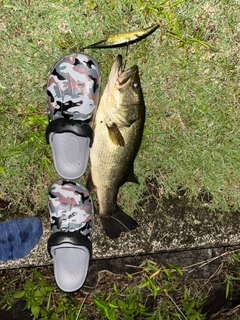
[132,82,139,89]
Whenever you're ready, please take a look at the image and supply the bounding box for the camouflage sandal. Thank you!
[47,179,94,292]
[46,53,101,180]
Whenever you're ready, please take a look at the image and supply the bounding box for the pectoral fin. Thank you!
[107,123,125,147]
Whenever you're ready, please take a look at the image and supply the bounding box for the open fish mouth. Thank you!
[113,55,138,89]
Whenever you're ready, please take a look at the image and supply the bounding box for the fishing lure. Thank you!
[84,24,159,49]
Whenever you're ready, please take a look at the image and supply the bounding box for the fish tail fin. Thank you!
[100,207,138,239]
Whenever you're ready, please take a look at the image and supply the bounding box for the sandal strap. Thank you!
[47,231,92,258]
[46,118,94,146]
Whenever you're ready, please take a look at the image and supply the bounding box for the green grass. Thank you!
[0,0,239,218]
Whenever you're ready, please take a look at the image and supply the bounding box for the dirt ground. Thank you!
[1,245,240,319]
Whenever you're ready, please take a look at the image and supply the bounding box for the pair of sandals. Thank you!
[0,53,97,292]
[46,53,101,292]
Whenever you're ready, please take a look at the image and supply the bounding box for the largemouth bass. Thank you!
[84,24,159,49]
[87,55,146,239]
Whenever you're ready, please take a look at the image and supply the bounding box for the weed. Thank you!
[7,253,240,319]
[12,269,87,320]
[223,252,240,300]
[13,269,57,319]
[94,259,207,319]
[7,260,207,319]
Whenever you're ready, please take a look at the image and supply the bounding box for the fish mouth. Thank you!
[113,55,138,89]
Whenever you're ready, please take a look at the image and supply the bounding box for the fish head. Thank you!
[103,55,144,127]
